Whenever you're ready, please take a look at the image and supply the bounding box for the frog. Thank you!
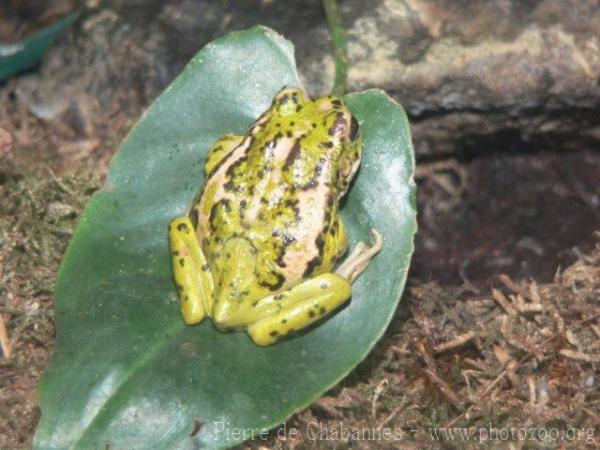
[169,86,382,346]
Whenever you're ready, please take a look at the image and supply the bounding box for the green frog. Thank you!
[169,87,382,345]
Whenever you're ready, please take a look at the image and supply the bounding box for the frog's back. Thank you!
[198,128,341,286]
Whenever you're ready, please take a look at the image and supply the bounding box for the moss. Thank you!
[0,157,100,448]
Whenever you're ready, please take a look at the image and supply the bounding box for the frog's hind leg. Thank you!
[247,273,352,346]
[204,134,244,176]
[169,217,214,325]
[247,228,383,346]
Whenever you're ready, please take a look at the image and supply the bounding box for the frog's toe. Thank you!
[335,228,383,283]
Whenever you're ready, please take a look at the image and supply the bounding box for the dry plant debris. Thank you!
[0,157,99,449]
[244,239,600,450]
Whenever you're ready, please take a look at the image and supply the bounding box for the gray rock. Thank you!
[338,0,600,156]
[11,0,600,158]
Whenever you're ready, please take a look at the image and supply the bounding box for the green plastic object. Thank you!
[35,26,416,450]
[0,12,78,81]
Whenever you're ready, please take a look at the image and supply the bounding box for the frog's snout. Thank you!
[273,87,307,115]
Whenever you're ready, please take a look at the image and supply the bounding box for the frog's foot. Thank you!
[247,273,351,346]
[335,228,383,283]
[169,217,214,325]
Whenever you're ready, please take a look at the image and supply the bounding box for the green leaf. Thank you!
[35,26,416,450]
[0,12,78,82]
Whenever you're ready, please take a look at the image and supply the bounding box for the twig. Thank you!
[371,378,389,419]
[491,288,517,315]
[424,369,464,410]
[559,349,600,363]
[44,164,77,199]
[582,407,600,421]
[0,313,12,358]
[416,340,464,410]
[377,398,408,429]
[433,331,478,354]
[322,0,348,96]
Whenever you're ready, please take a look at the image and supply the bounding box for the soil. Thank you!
[414,149,600,287]
[1,5,599,450]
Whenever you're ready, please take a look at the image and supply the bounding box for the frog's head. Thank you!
[271,87,359,143]
[270,87,362,197]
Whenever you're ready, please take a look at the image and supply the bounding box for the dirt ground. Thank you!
[1,82,599,449]
[1,5,600,450]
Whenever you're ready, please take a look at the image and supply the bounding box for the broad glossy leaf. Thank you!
[35,26,416,450]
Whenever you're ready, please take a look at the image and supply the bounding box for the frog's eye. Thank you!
[330,114,347,136]
[349,116,359,141]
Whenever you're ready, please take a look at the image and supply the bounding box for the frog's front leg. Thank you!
[204,134,244,175]
[169,217,214,324]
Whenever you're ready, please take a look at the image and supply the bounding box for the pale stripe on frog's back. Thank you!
[195,134,338,288]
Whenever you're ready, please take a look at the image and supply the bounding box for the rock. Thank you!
[339,0,600,157]
[7,0,600,158]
